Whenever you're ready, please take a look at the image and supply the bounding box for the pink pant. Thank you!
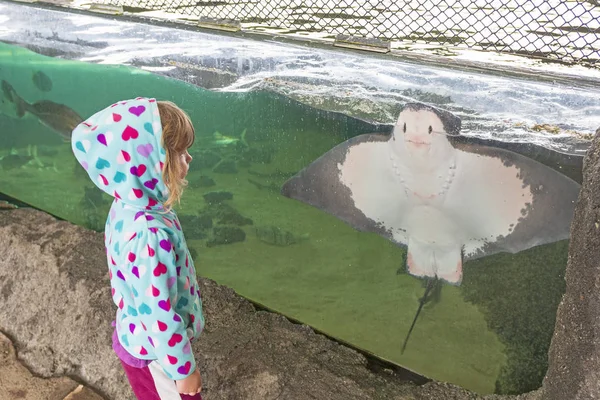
[119,358,203,400]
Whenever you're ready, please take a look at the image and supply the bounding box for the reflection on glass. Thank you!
[0,41,580,395]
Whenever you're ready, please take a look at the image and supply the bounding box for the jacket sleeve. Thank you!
[126,227,196,380]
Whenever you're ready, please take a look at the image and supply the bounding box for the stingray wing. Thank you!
[281,133,409,245]
[450,142,581,260]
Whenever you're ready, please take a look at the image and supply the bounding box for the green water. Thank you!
[0,41,567,395]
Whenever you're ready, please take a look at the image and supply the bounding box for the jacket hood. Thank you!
[71,97,168,210]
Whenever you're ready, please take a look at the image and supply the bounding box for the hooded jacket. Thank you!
[71,97,204,380]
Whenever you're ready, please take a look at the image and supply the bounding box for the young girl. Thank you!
[71,97,205,399]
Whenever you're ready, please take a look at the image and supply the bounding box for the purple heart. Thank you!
[134,211,145,221]
[81,161,88,170]
[132,266,140,278]
[190,286,195,296]
[129,323,136,334]
[182,342,191,355]
[177,362,191,375]
[97,133,108,146]
[145,215,155,221]
[176,266,181,276]
[137,144,153,158]
[173,314,182,322]
[148,336,155,347]
[129,105,146,117]
[167,276,177,289]
[144,178,158,190]
[158,300,170,311]
[149,227,159,234]
[160,239,172,252]
[117,270,126,281]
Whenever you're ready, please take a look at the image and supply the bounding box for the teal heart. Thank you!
[177,297,189,308]
[96,157,110,170]
[132,287,139,297]
[113,242,120,255]
[160,147,166,155]
[121,335,129,347]
[114,220,124,232]
[139,303,152,314]
[75,141,86,153]
[144,122,154,135]
[113,171,126,183]
[127,305,138,316]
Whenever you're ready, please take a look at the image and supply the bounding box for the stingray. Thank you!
[281,103,581,350]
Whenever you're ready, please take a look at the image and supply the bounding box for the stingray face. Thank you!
[390,108,453,165]
[395,108,448,148]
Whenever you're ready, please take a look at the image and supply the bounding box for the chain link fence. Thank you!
[102,0,600,66]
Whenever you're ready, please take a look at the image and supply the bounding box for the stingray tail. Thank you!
[401,277,439,355]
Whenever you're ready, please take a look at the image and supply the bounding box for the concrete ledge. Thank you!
[0,208,514,400]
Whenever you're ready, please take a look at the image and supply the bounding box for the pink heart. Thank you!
[157,320,168,331]
[154,262,167,277]
[182,342,191,355]
[122,125,139,141]
[132,188,144,199]
[168,333,183,347]
[168,355,178,364]
[113,113,122,122]
[129,105,146,117]
[137,144,153,158]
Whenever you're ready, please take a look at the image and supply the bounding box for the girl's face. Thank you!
[179,150,192,179]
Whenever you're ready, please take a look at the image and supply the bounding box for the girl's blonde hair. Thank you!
[157,101,195,211]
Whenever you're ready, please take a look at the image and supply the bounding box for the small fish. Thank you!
[212,129,248,148]
[32,71,53,92]
[0,154,33,170]
[1,79,83,142]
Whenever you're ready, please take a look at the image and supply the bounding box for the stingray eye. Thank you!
[403,123,406,133]
[428,125,433,134]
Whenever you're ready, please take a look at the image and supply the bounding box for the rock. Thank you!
[203,191,233,204]
[254,225,308,246]
[540,128,600,400]
[179,214,213,240]
[200,202,253,227]
[190,150,221,171]
[0,330,105,400]
[189,175,216,188]
[0,208,540,400]
[206,226,246,247]
[218,210,253,227]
